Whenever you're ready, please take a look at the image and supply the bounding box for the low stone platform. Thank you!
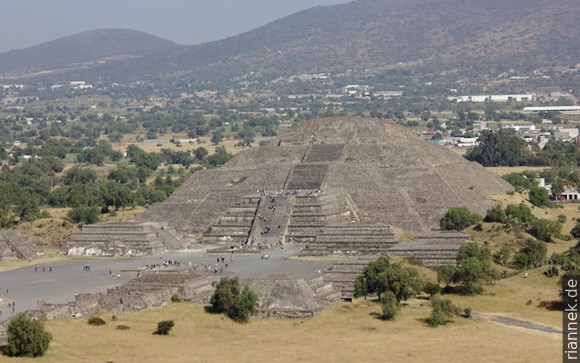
[387,232,470,268]
[32,271,340,321]
[67,221,183,257]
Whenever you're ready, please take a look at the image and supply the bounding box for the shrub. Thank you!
[529,187,550,208]
[380,291,400,320]
[571,221,580,238]
[544,266,559,278]
[484,205,506,223]
[558,214,567,224]
[116,325,130,330]
[505,203,536,229]
[440,207,482,231]
[463,307,472,318]
[111,315,118,321]
[153,320,174,335]
[210,277,258,323]
[427,297,460,327]
[87,317,106,326]
[171,293,182,302]
[512,239,547,269]
[528,218,561,242]
[6,314,52,357]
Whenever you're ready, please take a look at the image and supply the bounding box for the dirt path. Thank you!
[480,313,562,335]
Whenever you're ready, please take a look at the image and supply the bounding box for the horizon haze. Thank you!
[0,0,348,53]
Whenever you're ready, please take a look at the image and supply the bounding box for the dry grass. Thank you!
[486,166,551,177]
[442,268,563,329]
[109,134,255,156]
[18,217,79,248]
[2,301,559,363]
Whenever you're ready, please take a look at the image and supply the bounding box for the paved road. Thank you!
[0,245,331,321]
[483,314,562,335]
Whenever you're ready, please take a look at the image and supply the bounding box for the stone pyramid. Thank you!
[139,117,510,241]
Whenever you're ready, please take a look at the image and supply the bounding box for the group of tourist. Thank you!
[34,266,52,272]
[257,189,325,197]
[145,259,181,270]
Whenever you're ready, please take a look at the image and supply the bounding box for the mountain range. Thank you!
[0,0,578,83]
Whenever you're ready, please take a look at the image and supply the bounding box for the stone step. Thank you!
[309,281,333,295]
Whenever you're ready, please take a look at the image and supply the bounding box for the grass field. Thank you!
[0,301,560,363]
[486,166,551,177]
[109,133,255,156]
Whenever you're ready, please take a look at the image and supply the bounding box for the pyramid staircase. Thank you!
[201,195,261,244]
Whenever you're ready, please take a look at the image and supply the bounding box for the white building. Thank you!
[523,106,580,114]
[554,128,580,141]
[448,94,534,103]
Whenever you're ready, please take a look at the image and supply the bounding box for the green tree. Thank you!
[505,203,536,229]
[465,129,531,167]
[68,205,100,225]
[353,257,424,301]
[6,314,52,357]
[424,281,442,297]
[512,239,547,269]
[210,277,258,323]
[437,264,458,288]
[528,218,562,242]
[440,207,482,231]
[455,242,496,295]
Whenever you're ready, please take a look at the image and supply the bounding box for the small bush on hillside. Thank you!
[87,317,106,326]
[116,325,130,330]
[440,207,482,231]
[484,205,507,223]
[153,320,174,335]
[171,293,182,302]
[380,291,400,320]
[512,239,547,269]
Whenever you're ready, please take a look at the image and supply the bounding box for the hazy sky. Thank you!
[0,0,350,53]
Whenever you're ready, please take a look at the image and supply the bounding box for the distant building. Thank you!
[448,94,534,103]
[523,106,580,114]
[559,187,580,202]
[456,137,478,147]
[554,128,580,141]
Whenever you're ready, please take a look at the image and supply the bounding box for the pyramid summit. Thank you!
[138,117,511,239]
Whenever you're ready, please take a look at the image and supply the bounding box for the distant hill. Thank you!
[0,29,181,75]
[1,0,578,82]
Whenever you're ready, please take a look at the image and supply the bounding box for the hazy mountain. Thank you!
[0,29,181,76]
[1,0,578,82]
